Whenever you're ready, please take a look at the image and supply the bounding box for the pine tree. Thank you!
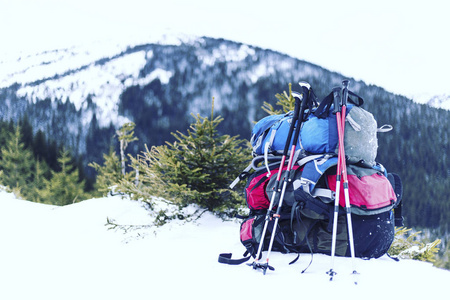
[28,159,50,203]
[0,125,35,197]
[88,147,122,196]
[0,121,14,161]
[116,122,138,175]
[38,148,86,205]
[261,83,296,115]
[88,122,138,196]
[118,99,251,214]
[32,129,48,162]
[388,227,441,262]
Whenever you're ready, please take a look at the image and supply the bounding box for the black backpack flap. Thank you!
[351,211,395,259]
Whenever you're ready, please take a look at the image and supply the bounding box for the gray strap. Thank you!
[377,124,393,133]
[297,154,324,168]
[311,188,335,200]
[347,114,361,131]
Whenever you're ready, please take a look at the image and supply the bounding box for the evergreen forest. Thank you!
[0,117,94,205]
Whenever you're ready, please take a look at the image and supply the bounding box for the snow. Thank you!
[0,189,449,300]
[201,44,255,67]
[135,68,173,86]
[0,33,191,129]
[13,50,149,128]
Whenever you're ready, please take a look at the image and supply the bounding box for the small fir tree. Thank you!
[89,122,139,196]
[261,83,296,115]
[434,241,450,270]
[118,99,250,214]
[38,148,86,206]
[388,227,441,262]
[0,125,35,197]
[27,159,50,203]
[88,147,123,196]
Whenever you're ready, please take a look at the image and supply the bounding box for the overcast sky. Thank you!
[1,0,449,99]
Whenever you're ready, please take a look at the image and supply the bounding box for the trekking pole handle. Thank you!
[342,80,350,106]
[289,83,311,154]
[299,81,311,90]
[332,86,341,113]
[282,91,302,156]
[298,83,311,122]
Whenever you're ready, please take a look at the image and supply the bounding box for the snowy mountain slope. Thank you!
[1,34,447,162]
[1,41,168,128]
[1,34,332,161]
[1,190,449,300]
[0,35,266,127]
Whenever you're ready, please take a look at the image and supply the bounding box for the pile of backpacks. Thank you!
[218,81,404,275]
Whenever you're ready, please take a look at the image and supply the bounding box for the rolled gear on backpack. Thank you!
[343,106,378,165]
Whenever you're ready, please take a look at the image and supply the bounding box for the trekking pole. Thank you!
[340,80,358,283]
[327,80,358,283]
[256,83,312,275]
[327,86,343,280]
[249,85,303,272]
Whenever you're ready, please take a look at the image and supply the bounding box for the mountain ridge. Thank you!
[2,34,448,112]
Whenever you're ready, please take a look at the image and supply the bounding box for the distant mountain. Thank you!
[0,35,448,232]
[427,94,450,110]
[410,93,450,110]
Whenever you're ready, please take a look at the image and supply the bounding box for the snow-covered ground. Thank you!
[0,189,449,300]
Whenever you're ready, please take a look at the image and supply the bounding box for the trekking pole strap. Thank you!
[218,253,251,265]
[314,89,364,119]
[229,162,253,189]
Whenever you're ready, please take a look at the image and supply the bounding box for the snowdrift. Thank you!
[0,190,448,300]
